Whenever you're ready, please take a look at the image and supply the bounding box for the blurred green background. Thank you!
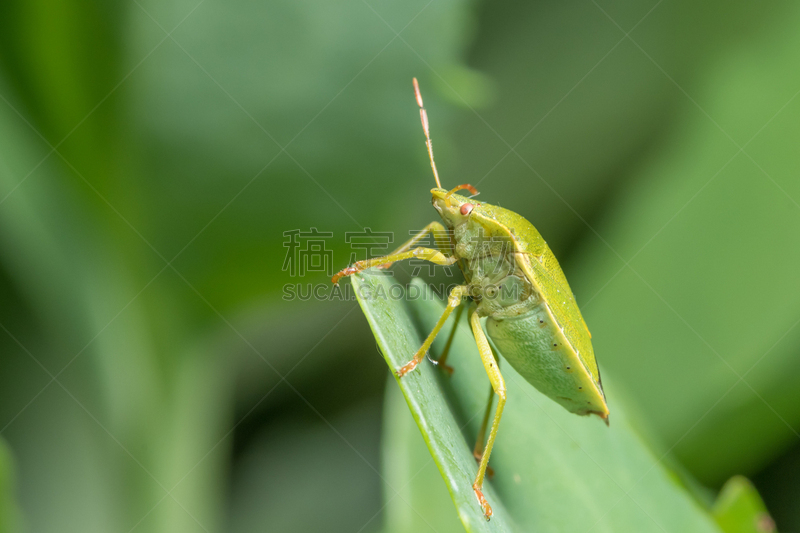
[0,0,799,531]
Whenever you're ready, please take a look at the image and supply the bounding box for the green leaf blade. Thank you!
[352,272,517,532]
[354,272,728,532]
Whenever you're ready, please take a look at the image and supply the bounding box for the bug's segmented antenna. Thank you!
[413,78,443,189]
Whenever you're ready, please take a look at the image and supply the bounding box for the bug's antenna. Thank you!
[413,78,442,189]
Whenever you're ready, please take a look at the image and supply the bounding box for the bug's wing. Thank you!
[471,205,605,402]
[518,249,602,391]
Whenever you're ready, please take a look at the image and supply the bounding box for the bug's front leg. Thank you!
[469,305,506,520]
[331,247,457,284]
[376,221,453,270]
[396,285,467,377]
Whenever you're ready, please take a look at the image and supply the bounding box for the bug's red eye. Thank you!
[460,203,474,215]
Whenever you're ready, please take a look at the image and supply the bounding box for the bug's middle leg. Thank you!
[434,303,464,374]
[469,306,506,520]
[396,285,467,377]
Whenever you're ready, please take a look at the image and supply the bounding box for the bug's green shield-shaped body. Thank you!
[432,189,609,421]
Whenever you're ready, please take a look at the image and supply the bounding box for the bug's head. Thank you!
[431,184,480,226]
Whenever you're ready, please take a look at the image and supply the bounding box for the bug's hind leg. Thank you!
[472,378,497,478]
[469,306,506,520]
[473,349,500,474]
[396,285,467,377]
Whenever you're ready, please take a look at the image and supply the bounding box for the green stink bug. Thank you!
[332,78,609,520]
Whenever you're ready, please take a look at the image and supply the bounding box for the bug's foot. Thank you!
[473,483,492,520]
[331,266,359,285]
[472,451,494,478]
[439,362,455,375]
[396,359,419,378]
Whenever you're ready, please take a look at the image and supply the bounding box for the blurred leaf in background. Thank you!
[712,476,776,533]
[0,0,480,531]
[568,0,800,488]
[0,0,799,532]
[0,438,22,533]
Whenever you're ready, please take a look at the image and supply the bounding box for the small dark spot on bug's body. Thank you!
[578,387,582,390]
[566,366,571,370]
